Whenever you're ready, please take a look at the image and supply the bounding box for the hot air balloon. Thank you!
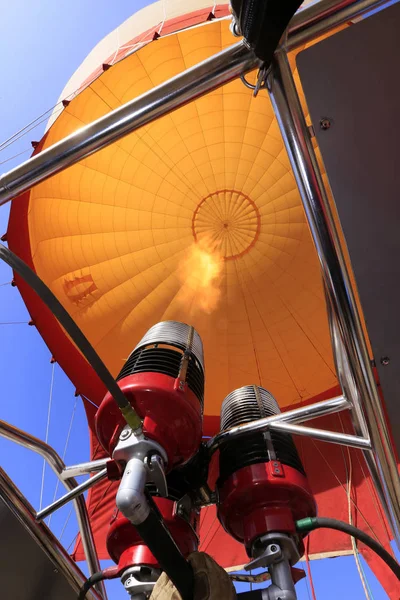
[1,0,400,598]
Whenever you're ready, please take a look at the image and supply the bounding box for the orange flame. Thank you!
[177,237,224,314]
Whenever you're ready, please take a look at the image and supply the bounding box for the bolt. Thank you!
[53,568,59,574]
[270,545,278,552]
[320,118,331,130]
[274,468,280,474]
[380,356,390,366]
[120,428,132,440]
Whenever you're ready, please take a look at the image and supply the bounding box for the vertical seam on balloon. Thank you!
[175,30,220,196]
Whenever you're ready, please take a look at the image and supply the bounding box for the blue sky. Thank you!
[0,1,397,598]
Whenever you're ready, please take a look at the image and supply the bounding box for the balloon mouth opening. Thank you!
[192,189,261,260]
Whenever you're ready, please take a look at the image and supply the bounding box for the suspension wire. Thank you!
[337,412,374,599]
[0,282,11,287]
[0,148,32,166]
[67,531,80,555]
[0,108,63,154]
[0,321,28,325]
[199,509,218,551]
[48,395,78,528]
[59,504,74,542]
[157,0,167,35]
[39,361,55,510]
[109,26,121,66]
[304,538,317,600]
[67,480,114,554]
[0,11,159,157]
[0,105,61,150]
[200,519,220,556]
[303,414,386,597]
[80,393,100,410]
[355,450,395,554]
[309,437,380,542]
[343,444,374,599]
[304,575,312,600]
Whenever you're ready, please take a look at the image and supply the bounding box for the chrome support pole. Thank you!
[286,0,390,50]
[207,395,349,455]
[0,42,260,204]
[0,1,388,205]
[61,458,109,480]
[36,469,108,522]
[0,467,102,600]
[0,419,106,598]
[267,50,400,545]
[324,284,370,441]
[269,421,371,450]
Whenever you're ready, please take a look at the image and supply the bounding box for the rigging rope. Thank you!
[48,395,78,527]
[355,450,395,555]
[0,148,31,166]
[39,361,55,511]
[0,109,63,154]
[59,505,74,542]
[304,537,317,600]
[199,507,218,552]
[157,0,167,35]
[304,576,312,600]
[309,438,380,542]
[344,445,374,599]
[67,480,114,554]
[0,105,60,151]
[0,6,169,159]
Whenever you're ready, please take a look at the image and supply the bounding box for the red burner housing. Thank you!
[217,386,317,557]
[217,461,317,555]
[107,497,199,574]
[95,372,203,467]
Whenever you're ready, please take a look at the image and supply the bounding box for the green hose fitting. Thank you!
[296,517,317,532]
[120,404,143,433]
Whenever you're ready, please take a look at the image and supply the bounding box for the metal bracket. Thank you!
[246,543,282,571]
[121,566,160,599]
[248,532,300,570]
[241,65,271,97]
[247,534,299,600]
[113,425,168,497]
[145,454,168,498]
[174,494,201,546]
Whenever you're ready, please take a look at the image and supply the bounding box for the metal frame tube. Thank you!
[207,395,349,455]
[0,42,260,204]
[0,2,389,206]
[0,0,395,578]
[286,0,391,50]
[0,419,106,597]
[0,466,102,599]
[267,49,400,545]
[61,458,109,480]
[269,422,371,450]
[37,469,107,521]
[324,283,370,439]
